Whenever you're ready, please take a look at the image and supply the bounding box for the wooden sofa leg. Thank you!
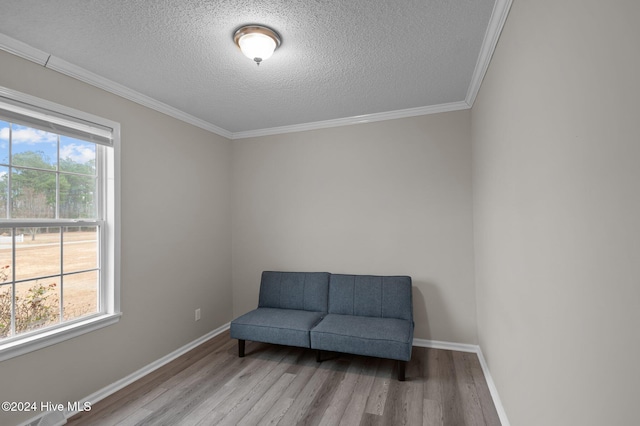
[398,361,406,381]
[316,349,322,362]
[238,340,245,358]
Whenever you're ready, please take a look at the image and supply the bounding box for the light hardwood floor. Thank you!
[67,330,501,425]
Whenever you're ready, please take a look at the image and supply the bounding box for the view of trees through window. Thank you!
[0,120,100,339]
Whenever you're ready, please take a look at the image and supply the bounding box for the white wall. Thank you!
[232,111,477,344]
[0,51,233,425]
[472,0,640,424]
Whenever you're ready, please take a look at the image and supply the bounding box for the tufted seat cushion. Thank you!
[229,271,414,380]
[309,274,414,362]
[230,271,330,349]
[231,307,325,349]
[310,314,413,361]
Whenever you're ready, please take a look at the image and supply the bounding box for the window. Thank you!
[0,87,120,361]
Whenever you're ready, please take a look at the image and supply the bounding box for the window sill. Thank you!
[0,312,122,362]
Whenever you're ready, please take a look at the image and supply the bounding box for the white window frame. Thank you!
[0,86,120,362]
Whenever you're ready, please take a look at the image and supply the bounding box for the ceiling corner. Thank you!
[465,0,514,107]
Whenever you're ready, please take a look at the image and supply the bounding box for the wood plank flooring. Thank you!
[67,330,501,426]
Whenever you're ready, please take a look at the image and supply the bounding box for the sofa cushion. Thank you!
[230,307,325,348]
[259,271,330,312]
[310,314,414,361]
[328,274,413,321]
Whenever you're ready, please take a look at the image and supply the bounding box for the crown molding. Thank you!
[465,0,513,106]
[1,0,511,142]
[0,32,49,65]
[44,56,234,139]
[231,101,471,139]
[0,33,233,139]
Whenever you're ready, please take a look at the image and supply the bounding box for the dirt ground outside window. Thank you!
[0,231,98,337]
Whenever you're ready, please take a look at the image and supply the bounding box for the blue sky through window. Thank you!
[0,120,95,171]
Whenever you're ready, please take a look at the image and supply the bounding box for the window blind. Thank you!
[0,95,113,146]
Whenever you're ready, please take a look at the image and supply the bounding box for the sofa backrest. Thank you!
[328,274,413,321]
[258,271,330,313]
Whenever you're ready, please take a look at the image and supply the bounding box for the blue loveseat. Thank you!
[230,271,414,381]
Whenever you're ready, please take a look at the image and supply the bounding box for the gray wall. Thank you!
[232,112,477,344]
[6,0,640,422]
[0,48,477,424]
[472,0,640,424]
[0,51,233,425]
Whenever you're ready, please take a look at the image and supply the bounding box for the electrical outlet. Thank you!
[195,308,201,321]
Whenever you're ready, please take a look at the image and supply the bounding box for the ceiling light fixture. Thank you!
[233,25,281,66]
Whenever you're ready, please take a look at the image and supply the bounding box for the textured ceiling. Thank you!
[0,0,498,136]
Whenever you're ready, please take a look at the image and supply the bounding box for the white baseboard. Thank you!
[412,337,479,353]
[20,326,508,426]
[18,322,231,426]
[18,410,65,426]
[70,322,232,417]
[413,337,510,426]
[475,347,510,426]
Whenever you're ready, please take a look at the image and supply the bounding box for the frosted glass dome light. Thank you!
[234,25,281,65]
